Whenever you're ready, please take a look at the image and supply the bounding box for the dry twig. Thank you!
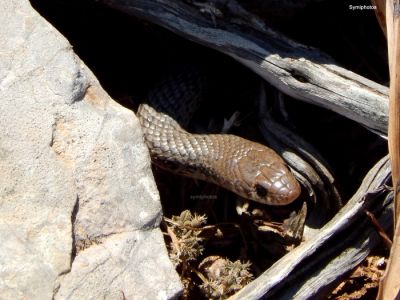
[377,1,400,298]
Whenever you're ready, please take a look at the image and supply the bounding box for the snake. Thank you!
[137,70,301,205]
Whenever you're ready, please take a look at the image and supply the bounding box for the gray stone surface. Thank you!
[0,0,182,299]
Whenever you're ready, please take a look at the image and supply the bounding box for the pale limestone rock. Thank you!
[0,1,182,299]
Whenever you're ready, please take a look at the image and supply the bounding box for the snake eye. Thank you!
[255,184,267,198]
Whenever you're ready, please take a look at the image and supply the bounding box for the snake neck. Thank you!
[137,103,229,182]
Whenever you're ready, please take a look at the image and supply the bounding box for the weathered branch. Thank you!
[377,0,400,298]
[101,0,389,135]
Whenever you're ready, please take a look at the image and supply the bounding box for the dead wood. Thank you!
[101,0,389,136]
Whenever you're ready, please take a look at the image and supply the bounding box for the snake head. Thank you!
[234,147,301,205]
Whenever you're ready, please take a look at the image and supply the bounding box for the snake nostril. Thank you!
[255,184,268,198]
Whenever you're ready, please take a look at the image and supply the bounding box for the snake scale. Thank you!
[137,70,301,205]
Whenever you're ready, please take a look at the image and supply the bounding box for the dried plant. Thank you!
[164,210,254,299]
[165,210,207,267]
[198,256,253,299]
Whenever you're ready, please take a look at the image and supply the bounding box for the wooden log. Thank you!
[100,0,389,136]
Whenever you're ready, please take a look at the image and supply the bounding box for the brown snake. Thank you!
[137,71,301,205]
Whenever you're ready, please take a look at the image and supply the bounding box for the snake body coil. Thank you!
[137,71,301,205]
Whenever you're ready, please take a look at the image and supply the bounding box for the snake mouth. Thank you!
[265,170,302,205]
[277,184,302,205]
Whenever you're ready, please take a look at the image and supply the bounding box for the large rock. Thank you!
[0,0,182,299]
